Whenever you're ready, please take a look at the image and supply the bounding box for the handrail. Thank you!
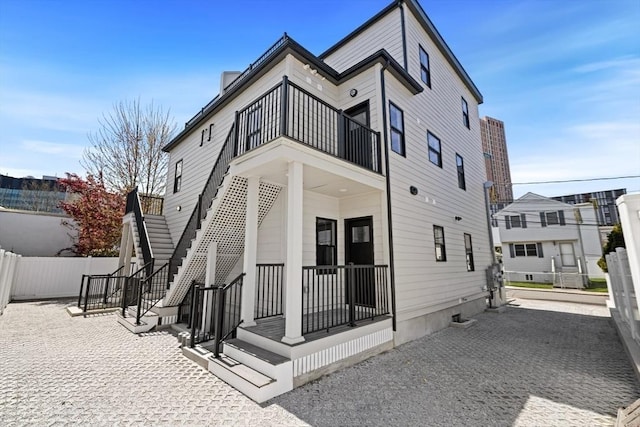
[136,261,171,324]
[169,125,236,282]
[126,188,154,276]
[121,261,153,317]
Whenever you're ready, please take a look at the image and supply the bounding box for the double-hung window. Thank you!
[462,97,470,129]
[316,218,337,273]
[173,160,183,193]
[509,243,543,258]
[427,131,442,167]
[540,210,566,227]
[433,225,446,261]
[464,233,474,271]
[419,46,431,87]
[456,154,465,190]
[389,102,405,156]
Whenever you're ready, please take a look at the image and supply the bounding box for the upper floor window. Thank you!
[464,233,474,271]
[173,160,183,193]
[505,214,527,229]
[316,217,337,273]
[389,102,405,156]
[540,210,566,227]
[419,46,431,88]
[456,154,466,190]
[427,131,442,167]
[433,225,446,261]
[462,97,470,129]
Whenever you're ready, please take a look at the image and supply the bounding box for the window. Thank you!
[540,210,566,227]
[505,214,527,229]
[173,160,183,193]
[464,233,474,271]
[427,131,442,167]
[509,243,543,258]
[433,225,446,261]
[419,46,431,87]
[456,154,465,190]
[316,218,337,273]
[389,102,405,156]
[461,97,470,129]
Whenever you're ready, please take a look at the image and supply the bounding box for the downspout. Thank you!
[399,2,408,71]
[380,60,398,331]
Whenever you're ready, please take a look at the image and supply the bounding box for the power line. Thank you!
[510,175,640,186]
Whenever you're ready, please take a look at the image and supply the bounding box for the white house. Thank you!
[496,192,604,288]
[106,0,495,402]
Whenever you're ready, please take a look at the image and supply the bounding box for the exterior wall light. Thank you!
[409,186,418,195]
[349,89,358,97]
[176,206,182,211]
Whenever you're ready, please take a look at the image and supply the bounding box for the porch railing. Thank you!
[139,194,164,216]
[190,273,245,357]
[121,262,151,317]
[255,263,284,320]
[136,261,171,325]
[301,265,389,335]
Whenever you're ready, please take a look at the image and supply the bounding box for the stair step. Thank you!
[225,339,289,365]
[617,398,640,427]
[209,355,275,388]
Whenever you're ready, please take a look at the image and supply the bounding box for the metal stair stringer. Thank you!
[163,172,282,307]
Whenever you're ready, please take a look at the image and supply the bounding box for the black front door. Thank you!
[344,102,373,169]
[345,216,375,307]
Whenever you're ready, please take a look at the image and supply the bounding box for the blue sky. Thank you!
[0,0,638,199]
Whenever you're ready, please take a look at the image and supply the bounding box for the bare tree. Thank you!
[82,99,176,196]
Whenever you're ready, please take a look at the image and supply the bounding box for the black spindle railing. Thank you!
[301,265,389,335]
[77,265,127,312]
[255,264,284,320]
[136,261,171,325]
[121,262,151,317]
[139,194,164,215]
[126,188,154,276]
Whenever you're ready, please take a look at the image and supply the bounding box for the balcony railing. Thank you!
[235,77,382,174]
[255,263,284,320]
[301,265,389,334]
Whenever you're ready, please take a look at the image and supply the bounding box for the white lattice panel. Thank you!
[164,175,282,306]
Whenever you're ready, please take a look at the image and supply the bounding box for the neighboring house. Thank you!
[496,193,604,288]
[113,0,494,402]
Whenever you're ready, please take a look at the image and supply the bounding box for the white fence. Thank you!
[0,249,21,315]
[11,257,119,301]
[503,270,600,289]
[607,247,640,344]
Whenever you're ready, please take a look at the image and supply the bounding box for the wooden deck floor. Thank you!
[242,309,391,345]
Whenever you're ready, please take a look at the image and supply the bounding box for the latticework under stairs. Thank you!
[163,174,282,306]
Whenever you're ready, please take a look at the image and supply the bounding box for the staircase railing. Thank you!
[136,261,171,325]
[77,265,127,313]
[169,125,237,281]
[126,188,154,276]
[121,262,152,317]
[190,273,245,357]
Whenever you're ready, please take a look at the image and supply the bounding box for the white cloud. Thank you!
[22,140,84,158]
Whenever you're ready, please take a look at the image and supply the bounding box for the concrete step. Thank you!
[116,308,158,333]
[223,338,291,380]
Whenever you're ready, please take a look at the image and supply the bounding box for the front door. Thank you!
[344,102,373,169]
[345,216,375,307]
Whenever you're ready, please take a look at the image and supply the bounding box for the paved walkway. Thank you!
[1,299,638,426]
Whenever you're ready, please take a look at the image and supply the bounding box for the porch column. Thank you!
[282,161,305,344]
[241,176,260,327]
[203,242,218,333]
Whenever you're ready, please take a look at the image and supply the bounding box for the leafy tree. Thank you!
[58,173,125,257]
[81,99,176,196]
[597,223,626,272]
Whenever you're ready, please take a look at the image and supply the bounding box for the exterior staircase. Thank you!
[129,213,173,272]
[616,398,640,427]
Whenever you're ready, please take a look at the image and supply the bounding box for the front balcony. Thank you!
[234,76,383,175]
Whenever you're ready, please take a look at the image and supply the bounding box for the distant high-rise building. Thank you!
[551,189,626,226]
[0,174,67,213]
[480,116,513,203]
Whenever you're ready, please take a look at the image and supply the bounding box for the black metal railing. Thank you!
[185,34,289,128]
[139,194,164,216]
[136,261,171,325]
[125,188,154,276]
[178,281,198,326]
[191,273,245,357]
[301,265,389,335]
[121,262,151,317]
[77,265,127,312]
[235,77,382,174]
[169,125,237,282]
[255,263,284,320]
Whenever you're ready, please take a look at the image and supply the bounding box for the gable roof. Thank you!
[320,0,483,103]
[495,192,574,216]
